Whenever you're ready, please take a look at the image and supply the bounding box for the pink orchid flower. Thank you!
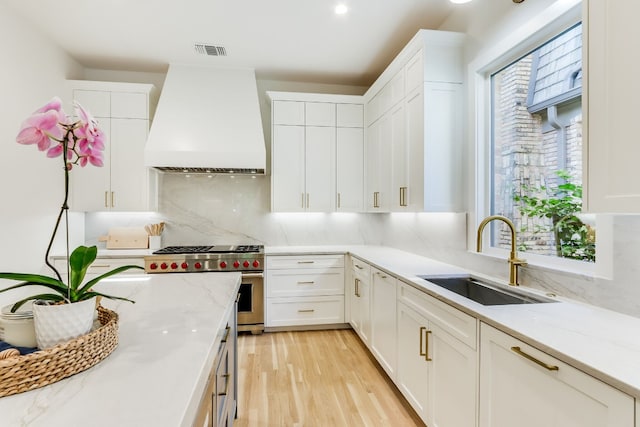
[16,97,71,151]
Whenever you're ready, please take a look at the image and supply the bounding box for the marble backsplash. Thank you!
[84,173,640,318]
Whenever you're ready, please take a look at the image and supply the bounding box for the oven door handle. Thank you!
[241,272,264,279]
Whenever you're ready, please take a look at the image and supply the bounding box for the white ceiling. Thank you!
[4,0,455,86]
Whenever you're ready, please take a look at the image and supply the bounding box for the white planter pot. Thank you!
[33,297,96,349]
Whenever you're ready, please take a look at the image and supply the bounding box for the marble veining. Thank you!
[0,272,241,427]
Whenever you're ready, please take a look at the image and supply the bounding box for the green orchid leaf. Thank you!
[77,264,144,296]
[0,278,68,297]
[0,272,65,287]
[82,290,135,304]
[10,293,66,312]
[69,245,98,290]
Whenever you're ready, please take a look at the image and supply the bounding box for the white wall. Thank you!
[0,4,85,305]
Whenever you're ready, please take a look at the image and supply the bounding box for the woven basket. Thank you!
[0,305,119,398]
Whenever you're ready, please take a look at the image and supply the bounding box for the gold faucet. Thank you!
[476,215,527,286]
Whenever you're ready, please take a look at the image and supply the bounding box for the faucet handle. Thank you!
[510,257,527,266]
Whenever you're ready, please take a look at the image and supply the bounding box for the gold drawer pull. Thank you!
[297,261,315,264]
[91,264,111,268]
[221,325,231,343]
[424,330,432,361]
[297,281,315,285]
[511,346,559,371]
[354,264,364,270]
[297,309,315,313]
[419,326,427,358]
[355,278,360,297]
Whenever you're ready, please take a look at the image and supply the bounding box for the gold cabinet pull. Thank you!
[111,191,115,207]
[419,326,427,358]
[297,260,315,264]
[355,278,360,297]
[297,281,315,285]
[354,264,364,270]
[400,187,408,207]
[511,346,559,371]
[337,192,341,209]
[297,309,315,313]
[221,325,231,343]
[104,191,109,208]
[219,373,231,396]
[373,191,380,208]
[90,264,111,268]
[376,272,388,279]
[424,330,433,361]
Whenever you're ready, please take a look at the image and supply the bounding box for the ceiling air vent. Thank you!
[194,43,227,56]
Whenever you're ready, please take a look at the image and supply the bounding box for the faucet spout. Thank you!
[476,215,527,286]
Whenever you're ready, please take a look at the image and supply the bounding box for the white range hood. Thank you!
[145,64,266,174]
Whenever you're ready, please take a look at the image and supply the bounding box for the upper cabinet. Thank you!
[364,30,465,212]
[268,92,364,212]
[584,0,640,212]
[66,80,158,212]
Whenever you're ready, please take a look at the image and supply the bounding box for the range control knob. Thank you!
[220,261,227,269]
[233,261,240,268]
[181,262,188,269]
[243,260,250,268]
[170,262,178,270]
[253,260,260,268]
[194,262,203,270]
[149,263,158,270]
[160,262,168,270]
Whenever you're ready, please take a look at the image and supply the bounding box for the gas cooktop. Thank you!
[152,245,263,255]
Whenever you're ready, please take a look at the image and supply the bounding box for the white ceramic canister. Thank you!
[0,301,37,348]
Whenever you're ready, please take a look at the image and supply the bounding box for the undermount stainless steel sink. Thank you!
[418,275,556,306]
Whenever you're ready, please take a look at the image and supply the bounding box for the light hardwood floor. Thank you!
[235,329,425,427]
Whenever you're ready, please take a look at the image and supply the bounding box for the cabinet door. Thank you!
[336,127,364,212]
[480,323,634,427]
[273,100,304,125]
[71,118,112,211]
[305,126,335,211]
[397,301,429,421]
[586,0,640,212]
[110,118,149,211]
[390,102,407,211]
[271,125,305,212]
[110,92,148,119]
[365,115,391,212]
[370,268,397,379]
[336,104,363,128]
[427,322,477,427]
[305,102,336,127]
[423,82,463,212]
[72,89,110,118]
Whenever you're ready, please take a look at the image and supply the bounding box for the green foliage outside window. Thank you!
[514,170,595,262]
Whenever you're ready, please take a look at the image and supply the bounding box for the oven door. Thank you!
[237,272,264,334]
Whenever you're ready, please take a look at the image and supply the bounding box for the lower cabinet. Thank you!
[194,301,237,427]
[397,283,477,427]
[265,254,345,328]
[370,268,397,380]
[479,322,634,427]
[348,256,371,345]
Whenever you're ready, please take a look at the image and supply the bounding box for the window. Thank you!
[489,22,594,263]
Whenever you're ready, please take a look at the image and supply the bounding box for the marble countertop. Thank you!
[0,272,241,427]
[266,245,640,399]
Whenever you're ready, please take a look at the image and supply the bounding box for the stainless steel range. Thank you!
[144,245,264,334]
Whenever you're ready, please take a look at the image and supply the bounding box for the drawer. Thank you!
[266,296,345,327]
[266,254,344,270]
[349,256,371,276]
[267,269,345,297]
[399,281,477,349]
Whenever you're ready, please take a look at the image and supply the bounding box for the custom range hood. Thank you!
[145,64,266,174]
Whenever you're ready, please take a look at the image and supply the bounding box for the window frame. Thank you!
[469,0,608,278]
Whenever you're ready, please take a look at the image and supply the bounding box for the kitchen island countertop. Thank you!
[0,272,241,427]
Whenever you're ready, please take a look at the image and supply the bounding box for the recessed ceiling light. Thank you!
[335,4,348,14]
[449,0,472,3]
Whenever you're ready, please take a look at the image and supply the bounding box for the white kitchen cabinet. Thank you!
[51,255,145,276]
[370,267,397,379]
[397,282,477,427]
[585,0,640,213]
[66,81,157,212]
[348,256,371,345]
[363,30,465,213]
[336,127,364,212]
[365,114,392,212]
[479,322,634,427]
[265,254,345,328]
[269,92,364,212]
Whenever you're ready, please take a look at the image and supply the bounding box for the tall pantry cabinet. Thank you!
[66,80,158,212]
